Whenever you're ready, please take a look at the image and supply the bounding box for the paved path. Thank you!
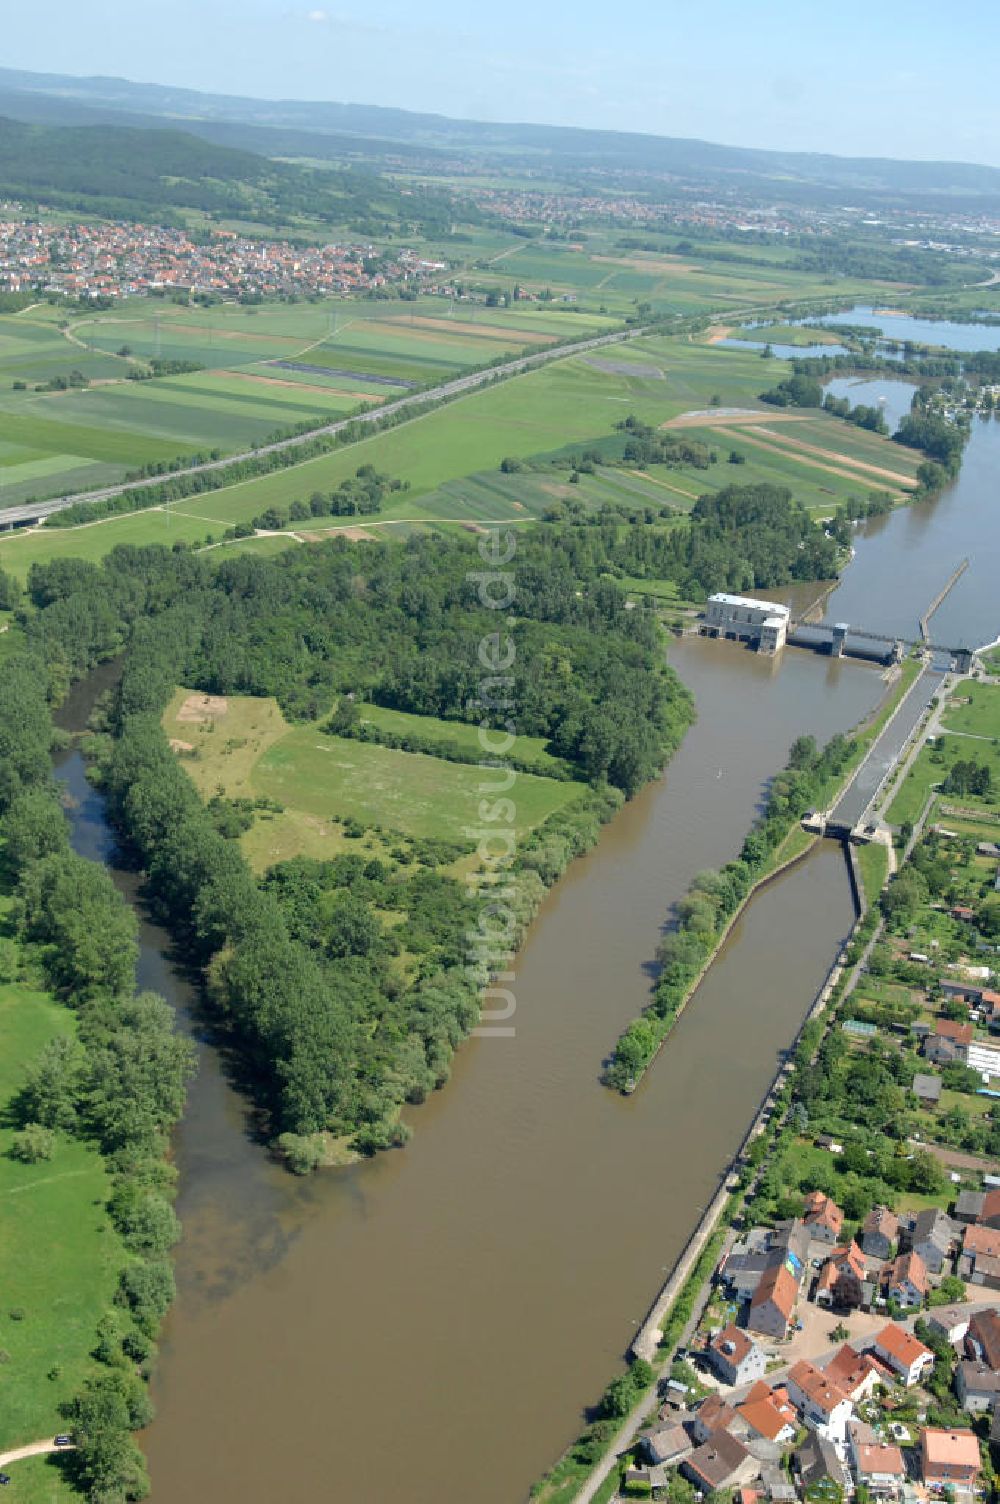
[0,323,654,529]
[0,1437,70,1468]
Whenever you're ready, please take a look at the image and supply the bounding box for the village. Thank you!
[0,215,447,302]
[626,1183,1000,1501]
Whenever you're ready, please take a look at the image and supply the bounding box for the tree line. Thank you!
[0,651,195,1502]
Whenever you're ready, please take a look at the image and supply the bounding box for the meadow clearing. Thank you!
[162,690,581,872]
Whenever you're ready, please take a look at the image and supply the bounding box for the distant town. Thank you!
[0,214,448,302]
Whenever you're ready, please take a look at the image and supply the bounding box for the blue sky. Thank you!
[5,0,1000,165]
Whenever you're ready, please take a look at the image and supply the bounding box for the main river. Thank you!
[71,341,998,1502]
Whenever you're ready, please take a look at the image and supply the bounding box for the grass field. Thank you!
[0,924,122,1459]
[162,689,580,869]
[857,840,890,906]
[729,323,848,347]
[941,681,1000,739]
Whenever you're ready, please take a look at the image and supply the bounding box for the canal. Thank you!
[62,359,998,1504]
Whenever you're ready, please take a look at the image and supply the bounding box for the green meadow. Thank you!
[0,959,123,1457]
[161,689,580,870]
[254,730,581,844]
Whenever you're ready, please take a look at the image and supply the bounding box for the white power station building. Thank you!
[702,593,790,655]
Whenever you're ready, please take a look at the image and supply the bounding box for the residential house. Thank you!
[978,1188,1000,1229]
[928,1305,971,1347]
[924,1019,973,1065]
[872,1322,934,1386]
[680,1429,757,1493]
[748,1263,799,1341]
[913,1072,942,1106]
[849,1421,906,1498]
[967,1307,1000,1369]
[921,1428,982,1488]
[707,1325,766,1387]
[641,1423,693,1467]
[961,1224,1000,1288]
[794,1434,850,1497]
[722,1222,807,1300]
[803,1191,845,1245]
[882,1249,929,1310]
[907,1207,955,1274]
[690,1394,741,1445]
[955,1190,986,1224]
[825,1343,882,1403]
[759,1462,797,1503]
[737,1381,797,1447]
[862,1205,900,1260]
[786,1361,853,1441]
[956,1360,1000,1413]
[815,1243,867,1310]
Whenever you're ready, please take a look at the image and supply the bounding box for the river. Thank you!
[60,372,999,1504]
[55,643,868,1504]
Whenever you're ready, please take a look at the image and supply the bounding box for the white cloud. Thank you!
[306,8,328,20]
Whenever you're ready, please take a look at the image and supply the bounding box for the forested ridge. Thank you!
[0,115,468,232]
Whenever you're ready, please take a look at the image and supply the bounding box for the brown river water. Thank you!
[59,409,1000,1503]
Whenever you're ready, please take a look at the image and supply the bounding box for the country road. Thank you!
[0,321,657,529]
[0,1437,71,1468]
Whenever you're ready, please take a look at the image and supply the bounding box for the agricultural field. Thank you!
[0,953,122,1464]
[0,331,933,577]
[162,689,581,871]
[0,295,611,511]
[463,238,904,321]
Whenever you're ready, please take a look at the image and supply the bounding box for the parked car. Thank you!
[54,1435,73,1447]
[0,1474,10,1487]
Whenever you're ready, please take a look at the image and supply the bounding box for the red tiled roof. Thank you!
[751,1262,798,1321]
[875,1322,932,1368]
[789,1360,850,1417]
[965,1224,1000,1259]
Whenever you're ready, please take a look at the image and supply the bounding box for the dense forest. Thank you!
[538,481,841,598]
